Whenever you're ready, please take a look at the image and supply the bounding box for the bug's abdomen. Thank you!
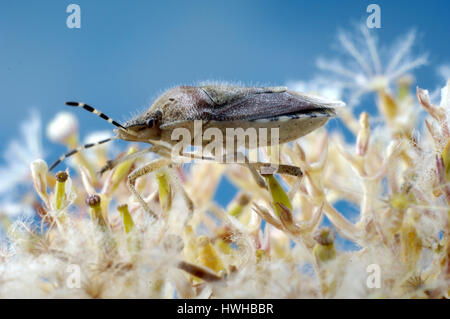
[161,112,330,149]
[205,115,330,147]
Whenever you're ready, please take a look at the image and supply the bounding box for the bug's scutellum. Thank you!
[50,85,343,217]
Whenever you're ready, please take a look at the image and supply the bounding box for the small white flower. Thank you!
[46,112,78,144]
[317,25,428,106]
[0,110,43,196]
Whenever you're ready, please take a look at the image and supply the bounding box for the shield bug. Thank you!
[50,84,342,216]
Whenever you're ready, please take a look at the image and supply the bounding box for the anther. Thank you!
[86,194,101,208]
[55,171,68,183]
[313,227,335,246]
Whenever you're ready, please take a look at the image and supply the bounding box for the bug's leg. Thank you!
[166,164,194,216]
[171,149,303,190]
[254,162,303,178]
[99,144,173,175]
[175,149,303,180]
[127,158,171,218]
[243,162,268,189]
[174,149,268,189]
[223,151,268,189]
[99,147,153,175]
[222,151,303,184]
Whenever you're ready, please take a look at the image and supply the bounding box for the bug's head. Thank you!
[117,110,163,142]
[49,102,164,172]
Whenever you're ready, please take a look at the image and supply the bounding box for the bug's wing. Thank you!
[200,85,287,106]
[201,86,343,121]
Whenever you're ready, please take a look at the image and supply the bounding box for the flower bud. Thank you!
[156,169,172,212]
[397,75,413,100]
[197,235,225,274]
[183,225,199,265]
[30,159,49,207]
[86,194,101,208]
[417,87,446,122]
[294,142,306,162]
[378,90,397,120]
[435,154,450,201]
[55,171,68,210]
[277,203,301,235]
[442,139,450,182]
[314,227,335,246]
[255,249,268,263]
[117,204,134,234]
[104,147,137,196]
[227,192,251,218]
[86,194,107,227]
[263,175,292,217]
[87,194,116,255]
[356,112,370,156]
[313,227,337,263]
[118,204,140,255]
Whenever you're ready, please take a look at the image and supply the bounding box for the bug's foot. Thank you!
[260,165,277,175]
[255,174,268,189]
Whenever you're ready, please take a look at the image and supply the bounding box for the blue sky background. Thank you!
[1,0,449,215]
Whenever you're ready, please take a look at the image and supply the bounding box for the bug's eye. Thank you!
[146,118,156,128]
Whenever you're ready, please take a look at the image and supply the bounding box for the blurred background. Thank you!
[1,0,449,211]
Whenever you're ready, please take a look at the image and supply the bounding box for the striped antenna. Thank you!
[49,137,117,171]
[65,102,127,131]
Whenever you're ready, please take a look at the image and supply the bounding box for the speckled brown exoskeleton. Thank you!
[50,84,342,217]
